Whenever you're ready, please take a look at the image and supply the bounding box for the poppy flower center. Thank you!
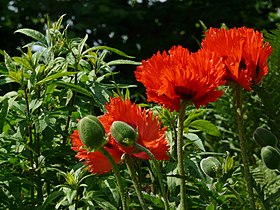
[175,86,196,101]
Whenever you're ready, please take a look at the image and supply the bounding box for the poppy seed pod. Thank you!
[77,115,106,150]
[200,156,222,178]
[261,146,280,170]
[253,127,278,148]
[110,121,138,147]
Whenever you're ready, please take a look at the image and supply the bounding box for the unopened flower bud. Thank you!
[261,146,280,170]
[110,121,138,147]
[77,115,106,150]
[200,156,222,178]
[253,127,278,148]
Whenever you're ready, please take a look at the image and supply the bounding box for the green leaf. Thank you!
[93,196,118,210]
[185,133,205,151]
[83,46,135,58]
[0,99,8,133]
[34,113,49,133]
[0,77,13,86]
[29,99,43,114]
[41,191,64,210]
[142,192,164,208]
[78,34,88,55]
[189,119,220,137]
[107,59,141,66]
[184,109,207,127]
[36,71,77,85]
[13,56,33,70]
[15,28,47,46]
[54,80,92,98]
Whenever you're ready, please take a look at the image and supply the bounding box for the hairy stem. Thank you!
[235,86,255,209]
[125,156,148,210]
[177,100,188,209]
[134,143,169,210]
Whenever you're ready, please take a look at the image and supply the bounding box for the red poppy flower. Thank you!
[201,27,272,90]
[71,97,169,174]
[71,130,123,175]
[135,45,226,111]
[99,97,169,160]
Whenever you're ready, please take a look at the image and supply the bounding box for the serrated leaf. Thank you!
[189,119,220,137]
[15,28,47,46]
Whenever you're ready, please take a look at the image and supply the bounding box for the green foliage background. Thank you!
[0,1,280,209]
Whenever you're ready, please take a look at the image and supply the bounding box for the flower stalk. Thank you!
[100,148,128,210]
[134,143,169,210]
[235,86,255,209]
[125,156,148,210]
[177,100,188,209]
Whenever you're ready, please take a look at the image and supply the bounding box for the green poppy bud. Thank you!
[110,121,138,147]
[77,115,106,150]
[261,146,280,170]
[253,127,278,148]
[200,156,222,178]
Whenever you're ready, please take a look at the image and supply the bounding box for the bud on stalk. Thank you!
[261,146,280,170]
[200,156,222,178]
[110,121,138,147]
[253,127,278,148]
[77,115,106,150]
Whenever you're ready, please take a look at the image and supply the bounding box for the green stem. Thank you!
[235,86,255,209]
[24,88,35,205]
[134,143,169,210]
[177,100,188,209]
[100,148,128,210]
[125,156,148,210]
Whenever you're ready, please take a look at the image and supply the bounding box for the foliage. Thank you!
[0,15,280,210]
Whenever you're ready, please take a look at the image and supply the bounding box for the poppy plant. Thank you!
[99,96,169,160]
[201,27,272,90]
[71,96,169,174]
[135,45,226,111]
